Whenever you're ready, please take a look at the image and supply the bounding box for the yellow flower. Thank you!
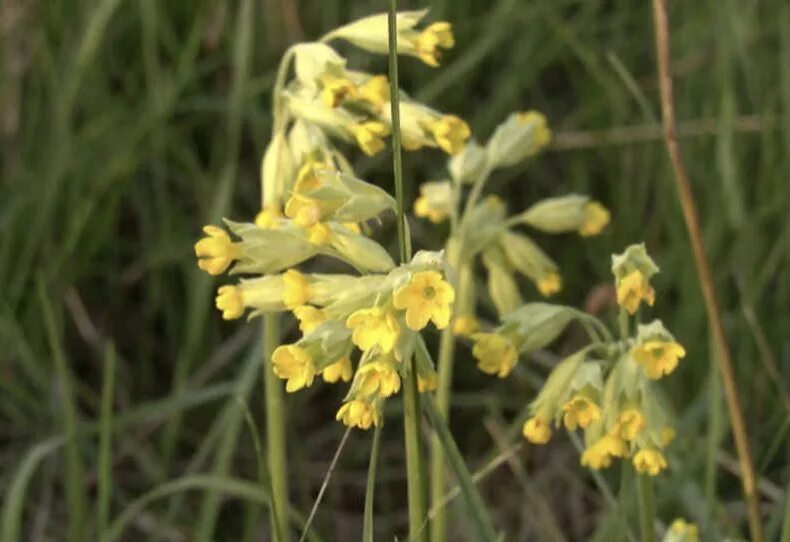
[414,196,448,223]
[516,111,552,150]
[614,409,645,440]
[293,161,326,194]
[632,448,668,476]
[357,75,389,111]
[537,272,562,297]
[631,339,686,379]
[660,426,676,447]
[293,305,325,334]
[255,206,282,229]
[452,315,479,336]
[215,285,244,320]
[284,193,322,227]
[346,307,400,353]
[282,269,310,309]
[562,395,601,430]
[417,373,438,392]
[271,345,316,392]
[428,115,470,155]
[194,225,240,275]
[356,360,401,398]
[580,435,628,470]
[472,333,517,378]
[319,73,358,108]
[307,223,331,245]
[393,271,455,331]
[323,356,353,383]
[336,399,381,430]
[616,270,655,314]
[350,121,390,156]
[415,22,455,67]
[579,201,610,236]
[668,519,699,541]
[522,416,552,444]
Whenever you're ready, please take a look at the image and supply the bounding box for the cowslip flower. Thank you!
[632,448,668,476]
[665,519,699,542]
[215,286,244,320]
[427,114,470,155]
[282,269,311,309]
[319,73,358,108]
[413,21,454,66]
[355,75,389,111]
[346,307,400,353]
[617,270,656,314]
[413,181,452,224]
[536,272,562,297]
[393,270,455,331]
[632,338,686,379]
[613,409,646,441]
[195,225,240,275]
[214,276,288,320]
[306,223,331,245]
[579,202,611,236]
[452,314,479,336]
[336,399,381,429]
[562,395,601,430]
[293,305,325,333]
[580,435,628,470]
[356,360,401,398]
[254,206,283,229]
[322,356,353,383]
[284,193,323,227]
[349,121,390,156]
[522,416,552,444]
[271,344,316,392]
[471,332,517,378]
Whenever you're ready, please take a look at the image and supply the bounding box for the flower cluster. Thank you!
[517,244,685,477]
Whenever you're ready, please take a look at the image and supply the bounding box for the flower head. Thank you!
[357,75,389,111]
[452,315,479,337]
[323,356,353,383]
[307,223,331,245]
[632,339,686,379]
[293,305,325,334]
[284,194,322,227]
[666,519,699,542]
[336,399,381,430]
[415,22,455,67]
[632,448,668,476]
[319,73,358,108]
[272,345,316,392]
[522,416,552,444]
[350,121,390,156]
[471,332,517,378]
[418,372,438,392]
[356,360,401,398]
[617,270,656,314]
[614,409,646,440]
[346,307,400,353]
[580,435,628,470]
[427,115,470,155]
[282,269,311,309]
[393,271,455,331]
[194,225,240,275]
[579,202,610,236]
[215,285,244,320]
[562,395,601,430]
[413,180,452,223]
[537,272,562,297]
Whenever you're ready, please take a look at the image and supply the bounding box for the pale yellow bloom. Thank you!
[357,75,389,111]
[346,307,400,353]
[415,22,455,67]
[194,225,240,275]
[452,315,479,337]
[579,202,610,236]
[562,395,601,430]
[667,519,699,542]
[427,115,470,155]
[471,333,517,378]
[349,121,390,156]
[616,270,655,314]
[633,448,668,476]
[284,193,322,227]
[393,271,455,330]
[414,196,448,223]
[307,223,331,245]
[271,344,316,392]
[537,272,562,297]
[293,161,327,194]
[293,305,325,334]
[282,269,310,309]
[319,73,358,108]
[516,111,552,150]
[632,339,686,379]
[254,207,282,229]
[522,416,552,444]
[580,435,628,470]
[413,180,452,223]
[336,399,381,429]
[323,356,353,383]
[356,360,401,398]
[614,409,645,441]
[417,373,438,392]
[215,285,244,320]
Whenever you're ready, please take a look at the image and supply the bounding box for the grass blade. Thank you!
[97,343,117,536]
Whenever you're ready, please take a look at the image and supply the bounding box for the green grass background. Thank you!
[1,0,788,540]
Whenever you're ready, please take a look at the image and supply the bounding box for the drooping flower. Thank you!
[536,272,562,297]
[282,269,311,309]
[356,360,401,398]
[613,409,645,441]
[427,114,470,155]
[349,121,390,156]
[632,339,686,379]
[336,399,381,429]
[580,435,628,470]
[346,307,400,353]
[522,416,552,444]
[293,305,325,334]
[414,22,455,67]
[417,372,438,392]
[562,395,601,430]
[452,314,479,336]
[617,270,656,314]
[215,285,244,320]
[194,225,240,275]
[632,448,668,476]
[323,356,353,383]
[319,73,358,108]
[472,332,517,378]
[393,270,455,330]
[579,201,610,236]
[271,345,316,392]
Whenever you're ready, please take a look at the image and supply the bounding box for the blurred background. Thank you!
[1,0,788,540]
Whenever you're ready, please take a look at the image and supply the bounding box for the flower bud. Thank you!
[486,111,551,169]
[447,139,488,185]
[499,302,579,354]
[261,132,294,208]
[516,194,609,236]
[498,231,561,297]
[481,246,522,316]
[611,244,659,314]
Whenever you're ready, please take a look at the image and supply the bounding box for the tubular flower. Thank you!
[471,332,517,378]
[356,360,401,398]
[307,223,331,245]
[357,75,389,111]
[580,435,628,470]
[336,399,381,429]
[255,206,282,229]
[614,409,645,441]
[452,315,479,337]
[282,269,311,309]
[293,305,325,334]
[319,73,358,108]
[427,115,470,155]
[346,307,400,353]
[418,373,438,392]
[194,225,240,275]
[631,339,686,379]
[537,272,562,297]
[413,180,452,223]
[633,448,668,476]
[616,270,655,314]
[349,121,390,156]
[415,22,455,67]
[414,196,448,223]
[323,356,353,383]
[393,270,455,330]
[516,111,552,152]
[562,395,601,430]
[271,345,316,392]
[284,193,322,227]
[579,202,610,236]
[522,416,552,444]
[215,285,244,320]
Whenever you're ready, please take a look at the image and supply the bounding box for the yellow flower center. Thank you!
[562,395,601,430]
[537,273,562,297]
[632,339,686,379]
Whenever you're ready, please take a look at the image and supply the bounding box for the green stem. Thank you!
[363,426,383,542]
[636,474,656,542]
[618,307,630,340]
[263,315,290,542]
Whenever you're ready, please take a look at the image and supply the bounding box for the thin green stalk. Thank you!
[636,474,656,542]
[97,343,117,537]
[618,307,630,340]
[363,426,383,542]
[263,315,289,542]
[780,482,790,542]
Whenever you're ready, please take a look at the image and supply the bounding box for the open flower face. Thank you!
[562,395,601,430]
[393,270,455,331]
[632,339,686,379]
[271,345,316,392]
[471,332,517,378]
[356,359,401,398]
[346,307,400,353]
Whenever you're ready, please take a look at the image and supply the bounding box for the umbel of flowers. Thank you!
[494,243,686,477]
